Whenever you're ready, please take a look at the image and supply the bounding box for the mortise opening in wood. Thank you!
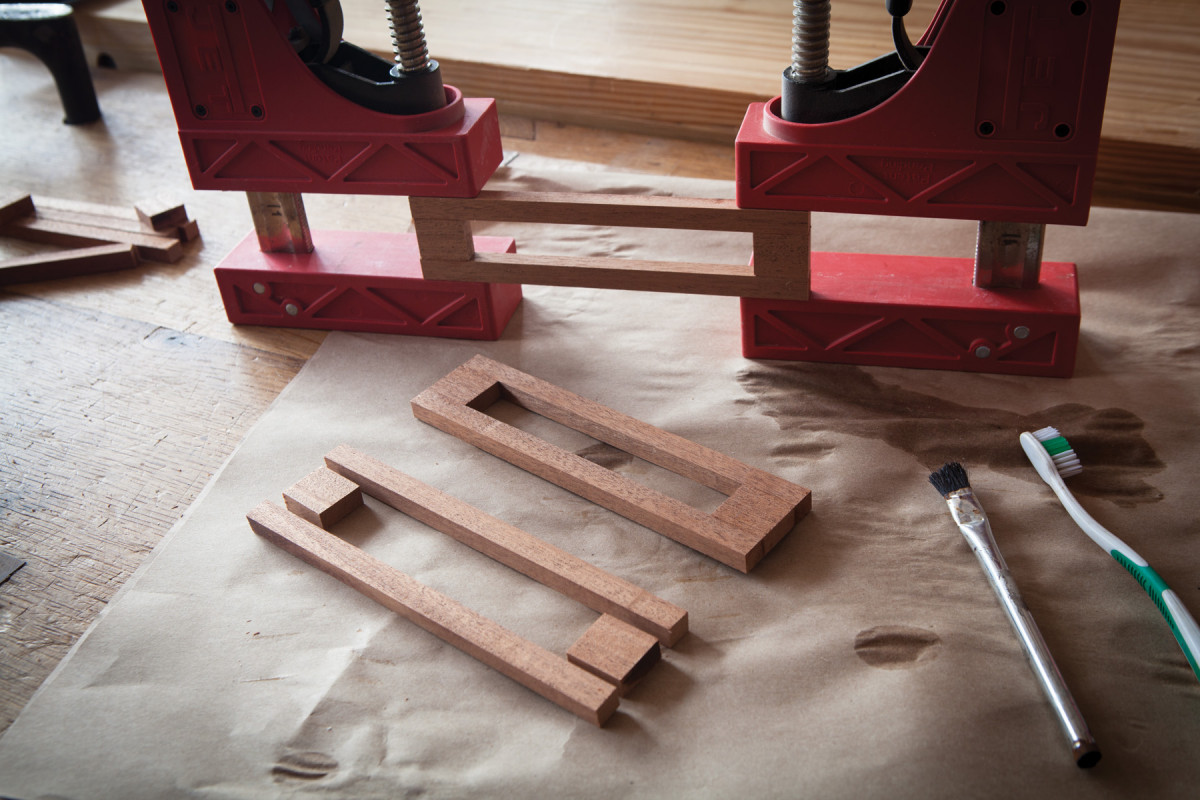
[411,355,812,572]
[409,191,810,300]
[481,392,729,514]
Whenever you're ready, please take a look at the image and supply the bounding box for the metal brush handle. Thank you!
[960,520,1101,768]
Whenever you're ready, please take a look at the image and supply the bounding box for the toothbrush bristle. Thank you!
[1032,426,1083,477]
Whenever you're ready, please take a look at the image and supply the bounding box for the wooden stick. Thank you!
[0,244,137,285]
[411,356,811,572]
[247,501,621,726]
[420,252,806,299]
[3,215,182,262]
[324,445,687,645]
[409,191,810,299]
[411,190,808,234]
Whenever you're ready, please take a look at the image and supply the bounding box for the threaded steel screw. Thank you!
[791,0,832,84]
[386,0,431,73]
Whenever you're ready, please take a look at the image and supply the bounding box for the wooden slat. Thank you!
[3,216,182,262]
[324,445,688,645]
[247,501,621,726]
[0,244,138,285]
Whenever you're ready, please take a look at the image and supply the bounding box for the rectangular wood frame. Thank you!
[411,355,811,572]
[409,191,810,300]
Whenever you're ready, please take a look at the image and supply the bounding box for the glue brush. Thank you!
[929,462,1101,769]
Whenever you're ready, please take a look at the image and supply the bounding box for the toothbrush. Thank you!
[1021,426,1200,681]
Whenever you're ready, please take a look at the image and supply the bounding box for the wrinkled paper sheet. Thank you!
[1,168,1198,799]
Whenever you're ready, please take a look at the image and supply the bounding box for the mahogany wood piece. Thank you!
[411,355,811,572]
[0,192,35,226]
[3,215,182,262]
[567,613,661,694]
[247,500,621,726]
[324,445,687,646]
[0,244,137,285]
[283,466,363,529]
[409,191,810,299]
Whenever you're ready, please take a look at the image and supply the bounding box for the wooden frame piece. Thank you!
[411,355,811,572]
[247,500,620,726]
[567,613,661,695]
[410,191,810,300]
[283,466,363,528]
[325,445,687,646]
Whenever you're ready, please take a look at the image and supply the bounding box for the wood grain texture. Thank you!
[324,445,688,645]
[0,244,137,285]
[283,467,364,529]
[247,501,621,726]
[411,191,810,298]
[567,613,661,694]
[411,356,811,572]
[77,0,1200,213]
[3,215,183,262]
[0,295,304,734]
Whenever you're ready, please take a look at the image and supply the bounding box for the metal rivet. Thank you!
[1013,325,1031,339]
[974,345,992,359]
[284,303,300,316]
[252,282,267,295]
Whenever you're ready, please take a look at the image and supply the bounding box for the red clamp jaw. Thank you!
[141,0,516,340]
[735,0,1120,377]
[143,0,501,197]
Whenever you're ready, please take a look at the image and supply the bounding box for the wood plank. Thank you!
[324,445,688,646]
[419,252,809,300]
[0,244,138,285]
[3,216,182,262]
[411,191,810,235]
[246,501,621,726]
[410,356,811,572]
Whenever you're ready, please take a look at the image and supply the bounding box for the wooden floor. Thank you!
[2,0,1197,735]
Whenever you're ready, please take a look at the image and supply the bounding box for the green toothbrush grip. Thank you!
[1112,552,1200,680]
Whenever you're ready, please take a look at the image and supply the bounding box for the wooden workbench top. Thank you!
[75,0,1200,213]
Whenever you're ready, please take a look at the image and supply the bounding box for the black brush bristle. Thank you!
[929,461,970,496]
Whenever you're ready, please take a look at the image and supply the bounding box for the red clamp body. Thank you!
[736,0,1120,225]
[142,0,501,197]
[735,0,1120,377]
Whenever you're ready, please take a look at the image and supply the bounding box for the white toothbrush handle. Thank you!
[1047,475,1200,680]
